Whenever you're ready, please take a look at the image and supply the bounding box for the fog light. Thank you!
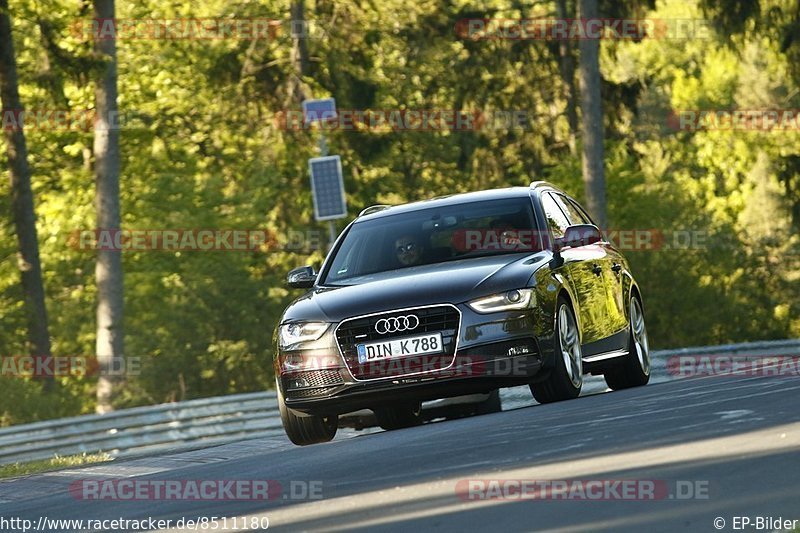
[286,376,311,389]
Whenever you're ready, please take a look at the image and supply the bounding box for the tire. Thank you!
[530,297,583,403]
[373,402,423,430]
[474,389,502,415]
[604,295,651,390]
[277,379,338,446]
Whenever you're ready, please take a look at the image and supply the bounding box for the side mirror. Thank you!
[558,224,602,250]
[550,224,602,270]
[287,266,316,289]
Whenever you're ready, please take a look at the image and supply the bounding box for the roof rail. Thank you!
[529,180,548,189]
[358,204,392,216]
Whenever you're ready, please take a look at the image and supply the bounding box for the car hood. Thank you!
[282,252,551,323]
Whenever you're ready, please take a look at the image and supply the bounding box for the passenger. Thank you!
[489,217,523,250]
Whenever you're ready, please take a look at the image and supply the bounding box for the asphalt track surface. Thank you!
[1,372,799,532]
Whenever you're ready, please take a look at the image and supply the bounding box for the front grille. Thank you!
[336,305,460,380]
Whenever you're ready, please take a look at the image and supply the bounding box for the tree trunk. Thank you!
[286,0,311,105]
[556,0,578,154]
[578,0,607,228]
[93,0,123,413]
[0,0,54,391]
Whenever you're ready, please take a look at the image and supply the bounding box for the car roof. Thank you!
[356,181,561,222]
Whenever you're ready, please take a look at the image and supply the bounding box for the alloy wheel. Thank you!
[630,297,650,376]
[558,304,583,388]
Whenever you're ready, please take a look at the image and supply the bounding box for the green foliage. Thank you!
[1,0,798,424]
[0,377,86,426]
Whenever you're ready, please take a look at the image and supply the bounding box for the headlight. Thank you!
[278,322,329,348]
[468,288,535,314]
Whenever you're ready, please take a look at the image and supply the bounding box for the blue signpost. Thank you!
[303,98,345,249]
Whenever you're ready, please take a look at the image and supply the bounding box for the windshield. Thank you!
[322,197,542,285]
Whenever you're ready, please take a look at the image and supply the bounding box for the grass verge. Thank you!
[0,452,113,479]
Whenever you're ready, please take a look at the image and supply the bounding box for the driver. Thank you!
[394,235,422,266]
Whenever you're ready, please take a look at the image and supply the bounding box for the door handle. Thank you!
[591,264,602,276]
[611,263,622,273]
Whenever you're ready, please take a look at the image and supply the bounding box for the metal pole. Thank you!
[319,131,334,250]
[328,220,337,251]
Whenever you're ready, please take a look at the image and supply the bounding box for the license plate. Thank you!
[357,333,444,364]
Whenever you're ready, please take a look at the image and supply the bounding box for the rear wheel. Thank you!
[373,402,423,430]
[530,298,583,403]
[277,379,338,446]
[604,295,650,390]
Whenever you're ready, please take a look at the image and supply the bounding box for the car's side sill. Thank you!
[582,349,628,363]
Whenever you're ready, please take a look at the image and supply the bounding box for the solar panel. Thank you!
[309,156,347,220]
[303,98,337,124]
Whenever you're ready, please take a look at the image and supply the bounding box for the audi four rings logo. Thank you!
[375,315,420,334]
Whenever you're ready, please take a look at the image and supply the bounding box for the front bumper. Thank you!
[276,304,551,416]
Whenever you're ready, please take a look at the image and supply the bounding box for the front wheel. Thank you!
[530,298,583,403]
[604,295,651,390]
[277,379,338,446]
[373,402,423,430]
